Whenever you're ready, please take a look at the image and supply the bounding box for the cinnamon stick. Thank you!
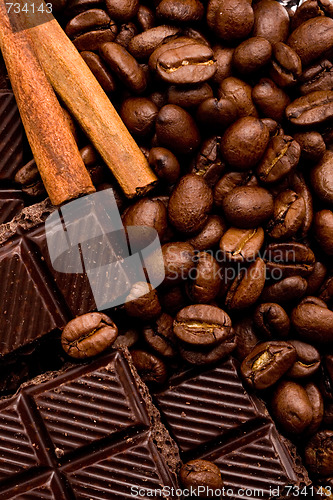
[0,1,95,206]
[15,0,158,198]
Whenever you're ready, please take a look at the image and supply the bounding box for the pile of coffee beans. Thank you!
[18,0,333,492]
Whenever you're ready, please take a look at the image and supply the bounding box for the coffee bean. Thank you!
[214,171,258,208]
[61,312,118,359]
[270,42,302,88]
[81,51,116,93]
[267,190,306,240]
[114,22,138,48]
[286,90,333,127]
[197,97,238,130]
[186,252,221,303]
[155,105,201,155]
[212,45,233,84]
[253,0,290,44]
[179,460,223,493]
[314,210,333,255]
[207,0,254,41]
[300,59,333,95]
[307,262,327,296]
[234,316,260,361]
[271,381,313,434]
[260,276,308,304]
[319,275,333,305]
[287,340,321,379]
[187,215,226,251]
[128,26,180,60]
[131,349,167,384]
[225,258,266,310]
[291,297,333,343]
[149,147,180,184]
[252,78,290,123]
[149,37,216,85]
[305,383,324,436]
[168,83,213,110]
[162,242,195,285]
[122,197,167,239]
[120,97,158,138]
[265,242,315,278]
[288,17,333,66]
[305,430,333,476]
[233,37,272,75]
[219,227,265,262]
[178,332,236,365]
[222,186,273,228]
[191,136,226,187]
[254,303,290,338]
[289,172,314,238]
[221,117,269,170]
[105,0,139,21]
[311,151,333,205]
[156,0,204,23]
[257,135,301,184]
[143,313,177,358]
[174,304,232,347]
[113,328,138,349]
[136,5,154,31]
[125,282,162,321]
[100,42,147,93]
[218,77,258,118]
[290,0,323,32]
[240,341,297,390]
[160,285,190,316]
[294,131,326,162]
[168,174,213,234]
[66,9,118,51]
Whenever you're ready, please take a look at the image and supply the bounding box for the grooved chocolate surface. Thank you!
[0,91,24,179]
[0,350,179,499]
[154,357,309,499]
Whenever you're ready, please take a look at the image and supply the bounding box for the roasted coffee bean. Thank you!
[66,0,104,18]
[267,190,306,240]
[265,242,315,278]
[234,316,260,361]
[305,383,324,435]
[100,42,147,93]
[61,312,118,359]
[288,17,333,66]
[225,258,266,310]
[105,0,139,21]
[311,151,333,205]
[307,262,327,296]
[187,215,226,251]
[214,171,258,208]
[114,22,138,48]
[122,197,167,239]
[291,297,333,343]
[294,131,326,162]
[128,26,180,60]
[136,5,154,31]
[233,37,272,75]
[319,275,333,305]
[155,105,201,156]
[143,313,177,358]
[314,210,333,255]
[186,252,221,303]
[65,9,118,51]
[270,42,302,88]
[218,77,258,118]
[120,97,158,138]
[81,51,116,93]
[157,0,204,23]
[300,59,333,96]
[212,45,233,84]
[168,174,213,234]
[162,242,195,285]
[219,227,265,262]
[113,328,138,349]
[253,0,290,44]
[149,37,216,85]
[252,78,290,123]
[305,430,333,476]
[289,172,314,238]
[222,186,273,228]
[221,117,269,170]
[240,341,297,390]
[174,304,232,347]
[290,0,323,32]
[254,303,290,338]
[207,0,254,41]
[160,284,190,315]
[287,340,321,379]
[168,83,213,110]
[257,135,301,184]
[179,460,223,494]
[320,354,333,401]
[191,136,225,187]
[178,332,236,365]
[125,283,162,321]
[261,118,279,136]
[260,276,308,304]
[149,147,180,184]
[286,90,333,127]
[271,381,313,434]
[196,97,238,130]
[131,349,167,384]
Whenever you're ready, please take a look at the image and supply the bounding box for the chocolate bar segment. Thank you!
[0,91,24,179]
[0,350,180,499]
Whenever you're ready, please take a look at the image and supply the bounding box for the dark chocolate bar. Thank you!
[0,349,180,499]
[154,357,310,499]
[0,91,24,180]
